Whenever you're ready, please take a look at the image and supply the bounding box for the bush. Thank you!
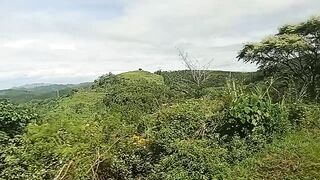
[92,72,118,89]
[216,82,291,163]
[0,100,39,179]
[303,105,320,129]
[287,103,307,129]
[219,93,289,143]
[219,94,290,139]
[103,78,172,122]
[232,129,320,179]
[149,140,230,180]
[146,99,224,150]
[142,99,226,178]
[0,100,38,138]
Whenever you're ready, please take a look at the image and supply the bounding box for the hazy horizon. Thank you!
[0,69,254,90]
[1,0,320,89]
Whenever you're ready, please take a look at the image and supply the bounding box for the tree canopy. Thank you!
[238,16,320,100]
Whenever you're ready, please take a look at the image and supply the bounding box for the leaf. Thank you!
[244,107,251,114]
[252,119,258,126]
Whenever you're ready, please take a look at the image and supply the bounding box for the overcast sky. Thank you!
[0,0,319,89]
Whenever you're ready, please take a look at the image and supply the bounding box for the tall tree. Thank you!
[238,16,320,100]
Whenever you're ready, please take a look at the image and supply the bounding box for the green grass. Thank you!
[43,89,106,121]
[233,129,320,179]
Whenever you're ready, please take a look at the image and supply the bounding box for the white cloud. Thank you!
[0,0,320,89]
[2,39,37,49]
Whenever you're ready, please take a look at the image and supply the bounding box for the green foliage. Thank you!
[92,72,119,89]
[0,100,38,138]
[102,77,171,123]
[215,80,292,163]
[150,140,230,180]
[232,129,320,179]
[287,103,307,128]
[238,16,320,101]
[157,70,256,98]
[0,90,110,179]
[143,99,228,179]
[146,99,224,145]
[0,101,39,179]
[302,105,320,129]
[1,68,319,179]
[220,93,289,141]
[104,79,168,114]
[119,70,165,84]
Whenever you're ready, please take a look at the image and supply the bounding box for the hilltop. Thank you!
[118,70,165,84]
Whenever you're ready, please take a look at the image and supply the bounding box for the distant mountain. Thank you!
[0,82,92,104]
[12,83,53,89]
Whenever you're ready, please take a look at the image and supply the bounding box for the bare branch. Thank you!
[177,48,214,97]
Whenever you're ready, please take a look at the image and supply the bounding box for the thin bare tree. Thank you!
[177,48,213,97]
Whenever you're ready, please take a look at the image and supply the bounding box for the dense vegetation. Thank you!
[238,16,320,101]
[0,17,319,179]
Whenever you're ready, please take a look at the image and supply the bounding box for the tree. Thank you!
[238,16,320,100]
[178,49,213,97]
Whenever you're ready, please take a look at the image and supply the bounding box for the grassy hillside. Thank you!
[233,129,320,179]
[119,70,165,84]
[232,106,320,179]
[1,70,319,179]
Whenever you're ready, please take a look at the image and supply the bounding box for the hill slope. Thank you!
[0,82,92,103]
[118,70,165,84]
[1,70,319,179]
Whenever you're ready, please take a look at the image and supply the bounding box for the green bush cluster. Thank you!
[103,78,171,122]
[0,100,39,179]
[0,100,38,139]
[232,129,320,179]
[220,94,289,142]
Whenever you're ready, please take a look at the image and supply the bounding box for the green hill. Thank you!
[1,70,319,179]
[0,82,92,104]
[118,70,165,84]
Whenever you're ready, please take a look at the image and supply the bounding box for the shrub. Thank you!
[0,100,38,138]
[146,99,224,150]
[103,79,171,122]
[142,99,226,178]
[149,140,230,180]
[92,72,118,89]
[219,93,289,143]
[287,103,307,129]
[303,105,320,129]
[0,100,39,179]
[232,129,320,179]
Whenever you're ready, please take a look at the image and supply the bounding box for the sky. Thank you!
[0,0,320,89]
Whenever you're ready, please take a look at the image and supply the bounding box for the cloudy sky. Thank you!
[0,0,319,89]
